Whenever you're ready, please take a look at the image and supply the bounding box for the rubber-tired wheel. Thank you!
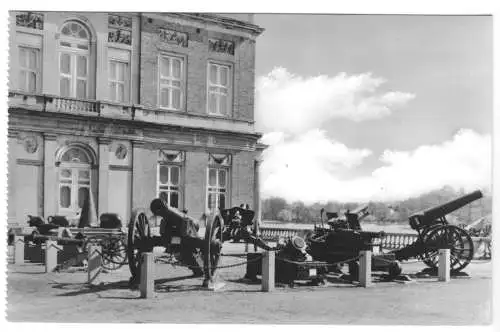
[420,225,474,272]
[388,261,402,277]
[127,209,152,283]
[203,213,224,283]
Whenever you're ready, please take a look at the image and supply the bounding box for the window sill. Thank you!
[106,42,133,50]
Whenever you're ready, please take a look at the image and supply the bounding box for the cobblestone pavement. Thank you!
[6,243,492,324]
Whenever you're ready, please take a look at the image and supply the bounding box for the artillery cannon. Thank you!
[8,213,127,270]
[128,199,326,287]
[306,205,400,279]
[393,190,483,272]
[127,198,224,286]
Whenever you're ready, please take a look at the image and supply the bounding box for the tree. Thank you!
[263,197,287,221]
[277,209,293,222]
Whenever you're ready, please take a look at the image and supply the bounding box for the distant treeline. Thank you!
[262,186,492,225]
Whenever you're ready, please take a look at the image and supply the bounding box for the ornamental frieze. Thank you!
[158,28,188,48]
[108,14,132,45]
[16,12,44,30]
[209,38,235,55]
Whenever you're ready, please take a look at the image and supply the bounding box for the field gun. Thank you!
[307,205,400,279]
[394,190,483,272]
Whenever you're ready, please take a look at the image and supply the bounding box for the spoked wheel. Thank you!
[101,237,128,270]
[127,209,152,284]
[203,213,224,284]
[420,225,474,272]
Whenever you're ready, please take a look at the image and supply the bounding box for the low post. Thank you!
[262,250,275,292]
[359,250,372,287]
[87,244,102,286]
[45,240,60,273]
[438,249,451,282]
[140,252,154,298]
[14,235,25,265]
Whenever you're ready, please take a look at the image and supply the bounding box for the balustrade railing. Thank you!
[47,96,99,114]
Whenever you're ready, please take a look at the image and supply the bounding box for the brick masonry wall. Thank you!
[140,14,256,121]
[231,150,256,209]
[132,144,157,211]
[184,151,208,220]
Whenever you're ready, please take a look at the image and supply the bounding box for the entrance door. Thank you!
[57,146,93,218]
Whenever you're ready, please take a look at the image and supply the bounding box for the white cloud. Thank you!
[261,129,491,203]
[255,67,415,134]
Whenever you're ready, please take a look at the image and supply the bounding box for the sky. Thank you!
[253,14,492,203]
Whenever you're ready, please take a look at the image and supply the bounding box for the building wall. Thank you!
[140,13,257,121]
[8,11,263,227]
[9,12,141,104]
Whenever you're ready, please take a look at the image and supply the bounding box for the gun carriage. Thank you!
[392,190,482,272]
[306,205,402,278]
[8,213,127,270]
[128,198,326,287]
[306,190,483,278]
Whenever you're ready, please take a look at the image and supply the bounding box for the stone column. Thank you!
[98,137,111,217]
[43,133,58,219]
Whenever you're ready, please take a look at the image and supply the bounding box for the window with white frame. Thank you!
[159,55,184,110]
[207,62,232,116]
[59,21,90,99]
[207,167,228,212]
[18,46,40,93]
[108,60,129,102]
[158,164,181,208]
[58,146,92,215]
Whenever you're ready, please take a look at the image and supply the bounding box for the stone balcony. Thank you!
[8,91,257,135]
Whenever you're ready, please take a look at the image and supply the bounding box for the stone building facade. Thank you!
[7,12,264,227]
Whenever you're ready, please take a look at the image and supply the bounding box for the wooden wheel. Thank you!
[203,213,224,283]
[421,225,474,272]
[127,209,152,283]
[101,237,127,270]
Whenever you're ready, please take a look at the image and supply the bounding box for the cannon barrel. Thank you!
[411,190,483,223]
[350,204,369,216]
[150,198,199,224]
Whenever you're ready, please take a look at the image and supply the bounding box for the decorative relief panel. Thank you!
[158,150,185,163]
[23,135,38,154]
[209,38,235,55]
[115,144,128,160]
[108,14,132,45]
[158,28,188,48]
[209,153,232,166]
[16,12,44,30]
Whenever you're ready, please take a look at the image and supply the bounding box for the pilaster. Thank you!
[43,133,58,218]
[98,137,111,217]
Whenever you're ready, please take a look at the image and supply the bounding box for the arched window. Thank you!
[58,145,94,215]
[59,21,91,99]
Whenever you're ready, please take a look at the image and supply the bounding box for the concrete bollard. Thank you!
[140,252,155,298]
[262,250,275,292]
[87,244,102,285]
[359,250,372,287]
[14,235,25,265]
[45,240,61,273]
[438,249,451,282]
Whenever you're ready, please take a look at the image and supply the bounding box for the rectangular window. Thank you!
[157,164,181,208]
[207,62,232,116]
[59,52,88,98]
[18,47,40,93]
[207,167,228,212]
[159,55,184,110]
[109,60,129,102]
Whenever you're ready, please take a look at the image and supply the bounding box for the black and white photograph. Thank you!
[1,1,496,327]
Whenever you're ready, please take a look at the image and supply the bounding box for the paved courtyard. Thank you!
[6,243,492,324]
